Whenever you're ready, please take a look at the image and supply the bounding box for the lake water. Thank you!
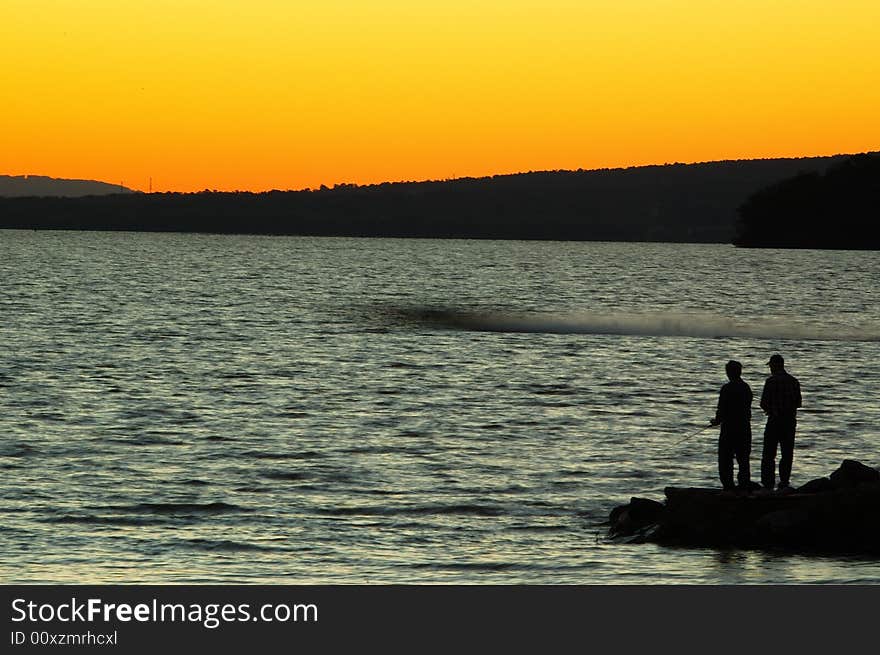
[1,231,879,584]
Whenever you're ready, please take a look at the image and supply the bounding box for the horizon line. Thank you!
[5,148,878,195]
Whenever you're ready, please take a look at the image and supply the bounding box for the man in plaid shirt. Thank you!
[760,354,802,492]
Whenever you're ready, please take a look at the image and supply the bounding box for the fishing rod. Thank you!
[674,422,715,445]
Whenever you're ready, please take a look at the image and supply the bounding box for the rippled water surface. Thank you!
[1,231,879,583]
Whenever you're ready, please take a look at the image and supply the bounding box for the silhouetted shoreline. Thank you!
[2,154,876,246]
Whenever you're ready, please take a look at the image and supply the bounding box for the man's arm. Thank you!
[712,386,725,426]
[760,379,770,413]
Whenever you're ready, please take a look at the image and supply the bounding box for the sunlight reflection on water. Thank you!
[1,233,879,583]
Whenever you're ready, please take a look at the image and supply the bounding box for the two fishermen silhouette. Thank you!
[710,355,802,496]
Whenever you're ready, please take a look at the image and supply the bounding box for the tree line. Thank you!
[734,153,879,249]
[0,154,863,244]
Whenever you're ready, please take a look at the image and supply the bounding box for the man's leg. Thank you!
[736,435,752,488]
[778,418,797,486]
[718,437,735,490]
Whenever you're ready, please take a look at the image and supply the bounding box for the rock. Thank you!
[608,503,629,527]
[628,497,665,524]
[608,497,665,538]
[797,477,834,494]
[829,460,880,489]
[755,509,811,542]
[607,460,880,553]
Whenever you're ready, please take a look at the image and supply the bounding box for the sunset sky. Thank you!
[2,1,879,192]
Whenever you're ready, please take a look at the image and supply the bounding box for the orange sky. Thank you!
[2,1,879,192]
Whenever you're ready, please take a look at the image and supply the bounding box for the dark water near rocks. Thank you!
[1,231,879,583]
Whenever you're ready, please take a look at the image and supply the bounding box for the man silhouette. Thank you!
[760,354,802,493]
[710,360,752,493]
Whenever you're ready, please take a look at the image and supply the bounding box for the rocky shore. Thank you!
[608,460,880,553]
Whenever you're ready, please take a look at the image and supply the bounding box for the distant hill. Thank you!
[734,153,880,249]
[0,154,873,242]
[0,175,133,197]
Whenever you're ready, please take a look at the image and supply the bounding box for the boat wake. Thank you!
[381,306,880,342]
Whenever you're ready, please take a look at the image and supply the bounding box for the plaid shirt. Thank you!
[760,371,802,418]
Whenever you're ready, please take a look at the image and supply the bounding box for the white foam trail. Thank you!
[414,309,880,342]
